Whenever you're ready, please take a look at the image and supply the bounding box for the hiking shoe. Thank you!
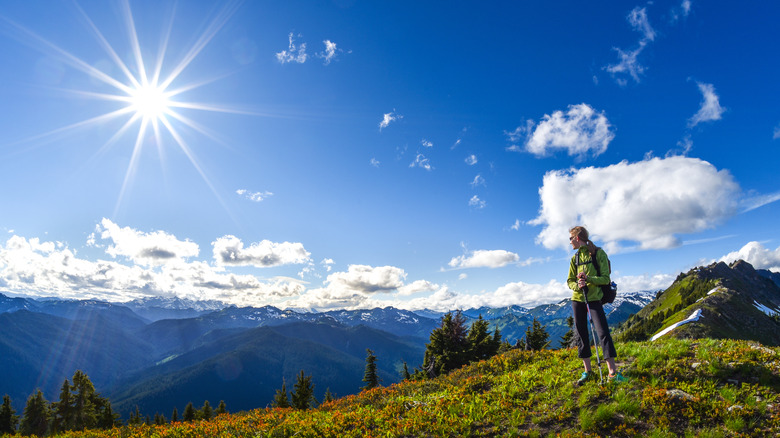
[575,371,592,386]
[609,371,626,383]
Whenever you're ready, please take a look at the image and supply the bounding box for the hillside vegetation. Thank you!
[13,338,779,437]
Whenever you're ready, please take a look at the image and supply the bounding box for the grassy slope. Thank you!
[30,338,780,438]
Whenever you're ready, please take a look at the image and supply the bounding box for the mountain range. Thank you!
[9,265,758,420]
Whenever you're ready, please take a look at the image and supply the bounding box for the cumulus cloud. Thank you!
[94,218,199,266]
[0,233,306,305]
[398,279,439,296]
[421,139,433,148]
[465,154,477,165]
[468,195,486,209]
[237,189,273,202]
[507,103,614,158]
[449,249,519,269]
[510,219,521,231]
[470,174,485,188]
[719,241,780,272]
[410,153,433,171]
[369,158,380,167]
[689,82,725,127]
[212,235,311,267]
[379,110,402,131]
[529,156,741,251]
[276,32,307,64]
[285,265,408,310]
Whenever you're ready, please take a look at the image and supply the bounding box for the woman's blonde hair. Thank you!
[570,226,598,255]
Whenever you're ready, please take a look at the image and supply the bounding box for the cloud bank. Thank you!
[719,241,780,272]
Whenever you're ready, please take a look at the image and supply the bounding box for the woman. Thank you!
[567,226,624,385]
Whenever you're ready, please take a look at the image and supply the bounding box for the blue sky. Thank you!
[1,0,779,311]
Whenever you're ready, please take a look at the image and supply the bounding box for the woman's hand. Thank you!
[577,272,587,288]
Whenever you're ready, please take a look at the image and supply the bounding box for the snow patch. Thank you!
[651,309,703,342]
[754,301,780,317]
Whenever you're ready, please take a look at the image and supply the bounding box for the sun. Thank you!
[128,82,171,120]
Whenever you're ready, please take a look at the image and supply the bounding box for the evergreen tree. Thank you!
[521,317,550,351]
[52,379,74,433]
[466,315,502,362]
[423,311,469,376]
[402,361,411,380]
[128,406,143,426]
[322,388,334,404]
[290,370,316,410]
[183,402,196,422]
[362,349,380,390]
[216,401,227,415]
[559,316,575,349]
[171,407,179,423]
[271,380,290,408]
[71,370,97,430]
[19,390,50,437]
[200,400,213,421]
[0,394,19,435]
[154,413,166,425]
[95,398,120,429]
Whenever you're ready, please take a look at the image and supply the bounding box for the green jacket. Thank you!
[568,247,610,303]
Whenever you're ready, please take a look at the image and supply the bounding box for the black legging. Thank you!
[572,299,617,359]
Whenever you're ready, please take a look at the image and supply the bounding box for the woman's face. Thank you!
[570,234,582,250]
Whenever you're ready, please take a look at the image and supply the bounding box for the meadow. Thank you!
[7,338,779,437]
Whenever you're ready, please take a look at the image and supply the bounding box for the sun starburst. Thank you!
[1,0,248,217]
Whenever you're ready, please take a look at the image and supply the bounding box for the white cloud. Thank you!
[613,273,675,293]
[628,7,656,42]
[379,110,402,131]
[741,191,780,213]
[421,139,433,148]
[774,123,780,139]
[369,158,380,167]
[410,153,433,171]
[449,249,519,269]
[458,273,468,280]
[470,174,485,188]
[276,32,307,64]
[468,195,486,209]
[529,156,741,251]
[0,233,306,305]
[509,103,614,158]
[237,189,273,202]
[95,218,199,266]
[604,43,647,85]
[212,235,311,267]
[398,279,439,296]
[671,0,692,22]
[465,154,477,165]
[689,82,725,127]
[321,258,335,272]
[510,219,521,231]
[720,241,780,272]
[318,40,338,65]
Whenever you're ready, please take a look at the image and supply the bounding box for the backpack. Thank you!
[576,248,618,305]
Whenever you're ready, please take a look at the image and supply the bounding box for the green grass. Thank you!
[9,338,780,437]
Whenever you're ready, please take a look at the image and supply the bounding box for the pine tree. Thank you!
[559,316,575,349]
[171,407,179,423]
[183,402,196,422]
[271,379,290,408]
[128,406,142,425]
[290,370,316,410]
[402,361,411,380]
[200,400,213,421]
[0,394,19,435]
[216,400,227,415]
[423,311,469,376]
[20,390,50,437]
[467,315,502,362]
[362,349,380,390]
[52,378,74,433]
[323,388,334,403]
[71,370,97,430]
[95,398,120,429]
[521,317,550,351]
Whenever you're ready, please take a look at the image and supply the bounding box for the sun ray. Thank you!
[159,0,244,90]
[120,0,149,87]
[114,116,149,217]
